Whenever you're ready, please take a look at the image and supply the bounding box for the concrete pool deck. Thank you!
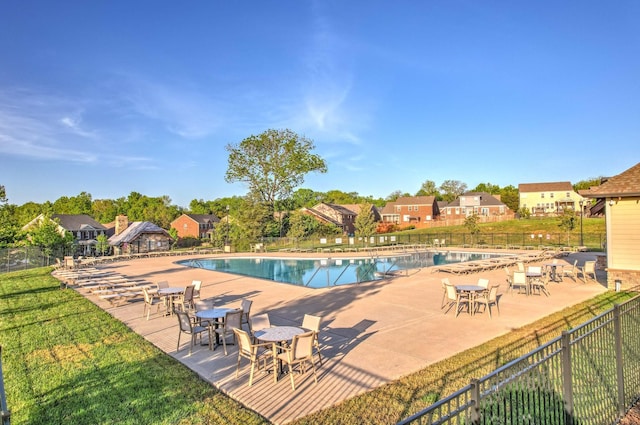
[78,250,608,424]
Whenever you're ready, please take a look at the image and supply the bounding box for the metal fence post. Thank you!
[0,346,10,425]
[561,331,574,425]
[613,304,626,417]
[470,378,480,424]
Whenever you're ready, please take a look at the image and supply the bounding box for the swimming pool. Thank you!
[178,251,514,288]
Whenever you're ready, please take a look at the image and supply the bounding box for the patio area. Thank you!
[75,250,608,424]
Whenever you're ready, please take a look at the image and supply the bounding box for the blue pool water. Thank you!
[178,251,513,288]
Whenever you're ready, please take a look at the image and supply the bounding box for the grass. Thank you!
[1,265,634,424]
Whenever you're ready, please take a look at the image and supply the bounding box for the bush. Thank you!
[176,237,201,248]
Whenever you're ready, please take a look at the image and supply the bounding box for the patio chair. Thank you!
[475,284,501,318]
[174,285,195,312]
[580,261,597,283]
[156,280,170,308]
[214,308,243,355]
[441,278,451,309]
[192,280,202,298]
[240,298,253,332]
[530,272,551,297]
[563,259,578,281]
[504,267,513,287]
[276,330,318,390]
[510,271,528,295]
[194,299,215,327]
[233,328,274,386]
[175,310,209,355]
[301,314,323,366]
[443,283,472,317]
[250,313,271,334]
[477,278,490,289]
[142,287,164,320]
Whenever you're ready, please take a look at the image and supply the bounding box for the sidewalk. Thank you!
[83,251,608,424]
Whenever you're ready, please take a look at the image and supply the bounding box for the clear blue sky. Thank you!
[1,1,639,208]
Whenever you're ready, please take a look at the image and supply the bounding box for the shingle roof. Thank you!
[51,214,107,231]
[446,192,505,207]
[585,162,640,198]
[518,182,573,192]
[185,214,220,224]
[108,221,171,245]
[394,196,437,205]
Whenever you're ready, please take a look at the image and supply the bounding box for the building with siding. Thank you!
[518,181,584,215]
[442,192,513,220]
[584,162,640,290]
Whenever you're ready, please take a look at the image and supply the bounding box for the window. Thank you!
[550,193,554,198]
[566,192,570,198]
[455,208,460,215]
[541,193,545,198]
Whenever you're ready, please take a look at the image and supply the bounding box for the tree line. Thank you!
[0,128,602,250]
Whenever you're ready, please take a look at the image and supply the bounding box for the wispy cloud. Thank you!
[0,87,151,165]
[118,75,225,139]
[285,3,371,145]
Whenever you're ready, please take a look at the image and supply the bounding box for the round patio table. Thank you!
[255,326,306,382]
[455,285,486,316]
[157,287,184,314]
[195,308,235,349]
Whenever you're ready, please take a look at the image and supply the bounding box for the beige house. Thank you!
[584,162,640,290]
[518,181,585,216]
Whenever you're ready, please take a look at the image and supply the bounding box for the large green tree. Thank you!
[415,180,441,198]
[439,180,468,203]
[0,185,19,247]
[25,216,75,257]
[225,129,327,210]
[354,203,377,240]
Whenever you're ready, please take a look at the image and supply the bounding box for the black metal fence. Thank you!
[259,232,606,252]
[0,347,9,425]
[0,247,62,274]
[397,296,640,425]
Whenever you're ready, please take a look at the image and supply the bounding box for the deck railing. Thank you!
[397,296,640,425]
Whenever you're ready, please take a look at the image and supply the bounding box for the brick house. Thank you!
[584,162,640,290]
[380,196,440,229]
[519,182,585,216]
[108,215,173,255]
[302,203,381,235]
[442,192,513,220]
[170,213,220,239]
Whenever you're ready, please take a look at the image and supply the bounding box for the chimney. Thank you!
[115,215,129,235]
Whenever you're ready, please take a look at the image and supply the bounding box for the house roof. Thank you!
[445,192,506,207]
[584,162,640,198]
[380,202,397,215]
[172,213,220,225]
[518,182,574,193]
[108,221,171,245]
[51,214,107,231]
[394,196,437,205]
[302,207,343,227]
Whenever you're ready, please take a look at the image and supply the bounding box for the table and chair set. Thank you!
[160,283,323,390]
[442,278,501,318]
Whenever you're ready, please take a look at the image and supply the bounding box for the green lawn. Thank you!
[1,263,633,424]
